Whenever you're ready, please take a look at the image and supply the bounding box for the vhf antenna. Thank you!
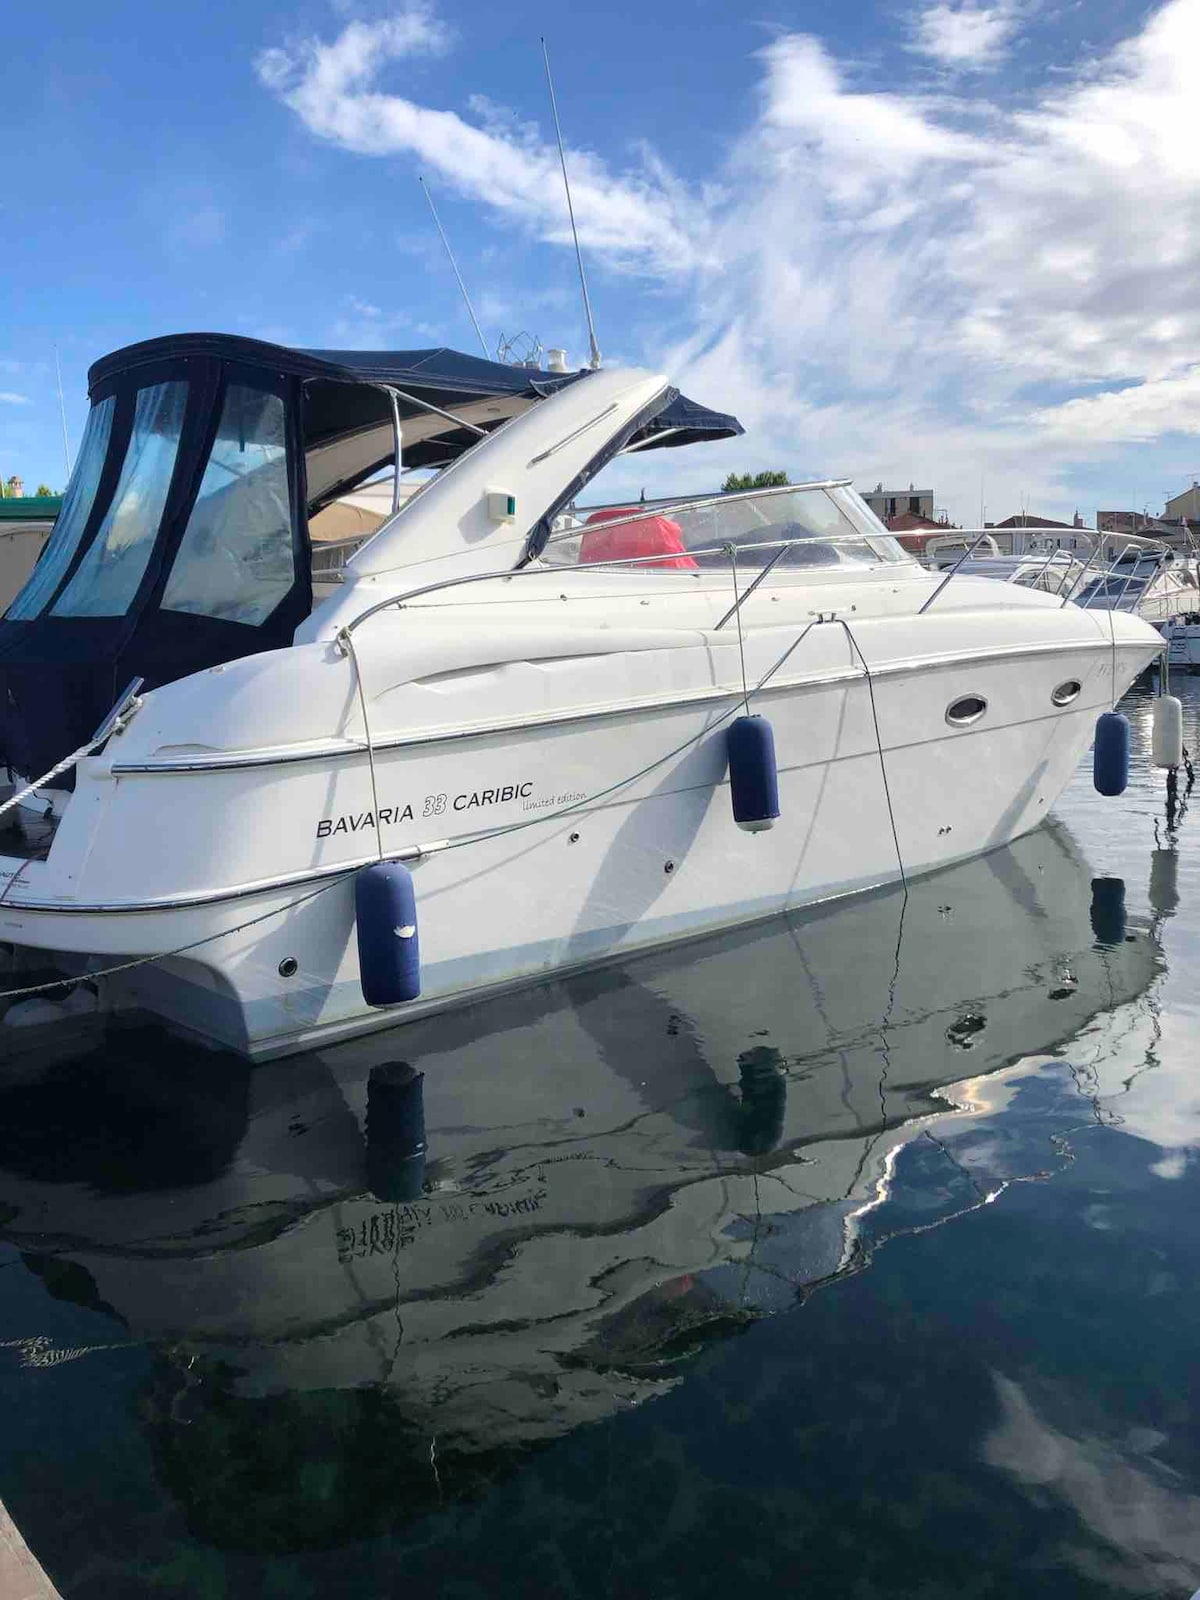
[541,37,601,370]
[54,344,72,480]
[419,176,490,360]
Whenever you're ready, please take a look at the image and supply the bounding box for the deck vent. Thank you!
[945,694,988,727]
[1051,679,1082,706]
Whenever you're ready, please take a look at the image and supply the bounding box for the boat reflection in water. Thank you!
[0,819,1166,1550]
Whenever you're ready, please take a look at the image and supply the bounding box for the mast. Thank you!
[419,176,490,360]
[541,38,601,370]
[54,345,72,481]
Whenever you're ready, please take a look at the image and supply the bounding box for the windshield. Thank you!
[161,385,295,625]
[52,381,188,618]
[541,485,908,571]
[1076,556,1164,610]
[5,396,115,620]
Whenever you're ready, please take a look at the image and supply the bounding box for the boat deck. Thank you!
[0,804,57,865]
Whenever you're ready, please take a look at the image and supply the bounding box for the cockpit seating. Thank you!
[579,509,698,571]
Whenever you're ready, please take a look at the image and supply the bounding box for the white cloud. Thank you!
[0,392,31,406]
[1035,368,1200,446]
[327,291,411,346]
[255,7,451,96]
[984,1373,1200,1592]
[909,3,1022,69]
[255,10,705,275]
[260,1,1200,523]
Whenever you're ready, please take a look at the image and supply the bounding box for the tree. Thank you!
[722,470,790,492]
[35,484,57,497]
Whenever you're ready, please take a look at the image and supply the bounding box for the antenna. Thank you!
[541,37,601,370]
[497,332,544,369]
[418,176,490,360]
[54,345,72,482]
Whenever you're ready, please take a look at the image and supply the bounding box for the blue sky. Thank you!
[5,0,1200,523]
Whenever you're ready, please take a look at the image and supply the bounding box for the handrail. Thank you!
[925,531,999,562]
[918,531,1003,615]
[333,522,1177,645]
[918,526,1176,615]
[336,529,908,642]
[713,545,790,631]
[1066,533,1173,611]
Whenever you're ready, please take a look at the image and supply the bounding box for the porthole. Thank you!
[1051,679,1082,707]
[945,694,988,727]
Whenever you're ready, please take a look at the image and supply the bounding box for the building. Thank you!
[1098,510,1177,538]
[1166,483,1200,523]
[1098,510,1196,557]
[861,483,934,522]
[0,496,61,612]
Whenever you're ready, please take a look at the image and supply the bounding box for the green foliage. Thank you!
[35,484,57,497]
[722,470,790,492]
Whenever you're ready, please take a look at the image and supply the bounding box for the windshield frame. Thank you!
[542,480,913,571]
[49,378,191,620]
[4,395,118,621]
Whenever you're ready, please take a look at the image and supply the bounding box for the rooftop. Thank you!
[0,497,61,522]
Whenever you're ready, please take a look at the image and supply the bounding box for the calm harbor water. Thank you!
[2,678,1200,1598]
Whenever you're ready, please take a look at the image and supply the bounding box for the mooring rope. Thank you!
[727,546,752,718]
[340,627,386,865]
[840,619,909,893]
[0,737,106,828]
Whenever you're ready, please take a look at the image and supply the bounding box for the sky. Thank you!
[5,0,1200,524]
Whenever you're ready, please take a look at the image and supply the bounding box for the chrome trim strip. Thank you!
[111,672,865,773]
[109,635,1134,776]
[0,857,369,916]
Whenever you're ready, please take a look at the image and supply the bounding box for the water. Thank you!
[2,679,1200,1598]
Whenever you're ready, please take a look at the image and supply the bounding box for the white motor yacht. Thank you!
[1163,612,1200,671]
[0,333,1163,1058]
[1074,548,1200,626]
[924,529,1200,619]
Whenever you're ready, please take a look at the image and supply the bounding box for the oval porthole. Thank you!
[946,693,988,727]
[1051,679,1082,707]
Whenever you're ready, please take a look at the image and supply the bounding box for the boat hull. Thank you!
[1165,621,1200,670]
[0,626,1157,1058]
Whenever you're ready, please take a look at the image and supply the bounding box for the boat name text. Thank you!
[317,781,535,837]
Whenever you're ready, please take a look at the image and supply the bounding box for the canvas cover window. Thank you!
[6,396,115,620]
[52,382,188,618]
[162,385,294,625]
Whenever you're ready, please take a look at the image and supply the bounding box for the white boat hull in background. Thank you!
[1165,620,1200,670]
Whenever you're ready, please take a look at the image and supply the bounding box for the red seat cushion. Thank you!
[579,508,697,571]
